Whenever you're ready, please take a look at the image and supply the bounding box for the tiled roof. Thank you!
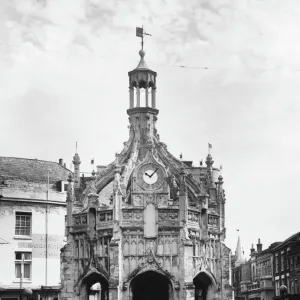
[0,156,71,184]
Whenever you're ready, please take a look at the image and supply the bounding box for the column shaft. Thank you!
[151,87,156,108]
[129,88,134,108]
[145,87,149,107]
[136,87,140,107]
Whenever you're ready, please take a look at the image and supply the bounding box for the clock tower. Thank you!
[60,43,232,300]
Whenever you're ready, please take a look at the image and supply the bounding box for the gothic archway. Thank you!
[130,270,172,300]
[79,271,109,300]
[193,271,216,300]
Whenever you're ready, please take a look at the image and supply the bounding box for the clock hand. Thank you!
[145,172,151,178]
[149,168,158,178]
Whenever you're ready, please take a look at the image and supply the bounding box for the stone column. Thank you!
[129,88,134,108]
[151,87,156,108]
[145,86,149,107]
[136,87,140,107]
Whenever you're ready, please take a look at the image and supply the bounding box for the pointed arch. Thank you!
[129,269,174,300]
[193,270,218,300]
[78,269,109,300]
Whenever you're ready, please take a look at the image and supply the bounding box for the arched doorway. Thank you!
[193,271,214,300]
[80,272,109,300]
[130,270,172,300]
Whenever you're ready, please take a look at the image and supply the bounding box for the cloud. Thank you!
[1,0,300,253]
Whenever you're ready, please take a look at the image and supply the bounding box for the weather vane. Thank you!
[136,26,152,50]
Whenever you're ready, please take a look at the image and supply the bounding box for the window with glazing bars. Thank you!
[15,252,32,279]
[15,212,31,236]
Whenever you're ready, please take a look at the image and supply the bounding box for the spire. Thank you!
[235,236,246,267]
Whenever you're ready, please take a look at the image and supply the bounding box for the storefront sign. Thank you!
[18,234,65,258]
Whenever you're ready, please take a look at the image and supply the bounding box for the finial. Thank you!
[68,173,73,183]
[205,153,214,167]
[218,174,223,184]
[139,49,146,59]
[208,143,212,154]
[73,152,81,165]
[76,141,78,153]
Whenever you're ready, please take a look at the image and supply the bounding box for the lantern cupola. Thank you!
[128,50,157,110]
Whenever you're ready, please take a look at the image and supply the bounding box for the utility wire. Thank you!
[1,42,300,72]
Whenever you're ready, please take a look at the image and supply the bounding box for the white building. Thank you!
[0,157,70,300]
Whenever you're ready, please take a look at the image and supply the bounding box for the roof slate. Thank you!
[0,156,71,184]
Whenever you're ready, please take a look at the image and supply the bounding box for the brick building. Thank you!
[59,47,233,300]
[239,240,278,300]
[232,234,300,300]
[271,232,300,300]
[0,157,70,299]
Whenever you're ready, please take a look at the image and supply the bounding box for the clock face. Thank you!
[137,163,164,190]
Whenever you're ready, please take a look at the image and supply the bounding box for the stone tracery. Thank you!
[60,47,232,300]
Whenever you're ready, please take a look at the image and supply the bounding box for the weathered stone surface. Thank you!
[60,50,232,300]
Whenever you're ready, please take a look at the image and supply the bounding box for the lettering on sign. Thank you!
[18,234,64,258]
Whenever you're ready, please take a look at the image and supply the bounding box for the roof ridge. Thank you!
[0,156,72,172]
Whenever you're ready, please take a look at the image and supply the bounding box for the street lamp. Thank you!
[280,285,288,300]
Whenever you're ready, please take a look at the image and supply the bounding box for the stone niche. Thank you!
[144,203,157,237]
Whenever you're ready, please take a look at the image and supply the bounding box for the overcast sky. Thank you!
[1,0,300,256]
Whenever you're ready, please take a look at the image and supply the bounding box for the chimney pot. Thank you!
[257,238,262,253]
[59,158,63,166]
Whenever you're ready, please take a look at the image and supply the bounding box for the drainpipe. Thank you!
[45,170,49,286]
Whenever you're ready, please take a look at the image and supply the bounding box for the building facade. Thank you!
[0,157,70,300]
[271,232,300,300]
[232,234,300,300]
[240,241,276,300]
[59,48,233,300]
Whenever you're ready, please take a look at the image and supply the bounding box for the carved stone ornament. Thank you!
[192,256,217,289]
[208,215,218,226]
[126,249,176,284]
[87,193,99,206]
[188,211,199,222]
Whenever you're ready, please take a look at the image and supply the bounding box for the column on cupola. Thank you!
[136,87,140,107]
[145,85,149,107]
[129,87,134,108]
[151,87,156,108]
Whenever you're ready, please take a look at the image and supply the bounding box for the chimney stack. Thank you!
[257,238,262,253]
[250,243,256,255]
[59,158,63,166]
